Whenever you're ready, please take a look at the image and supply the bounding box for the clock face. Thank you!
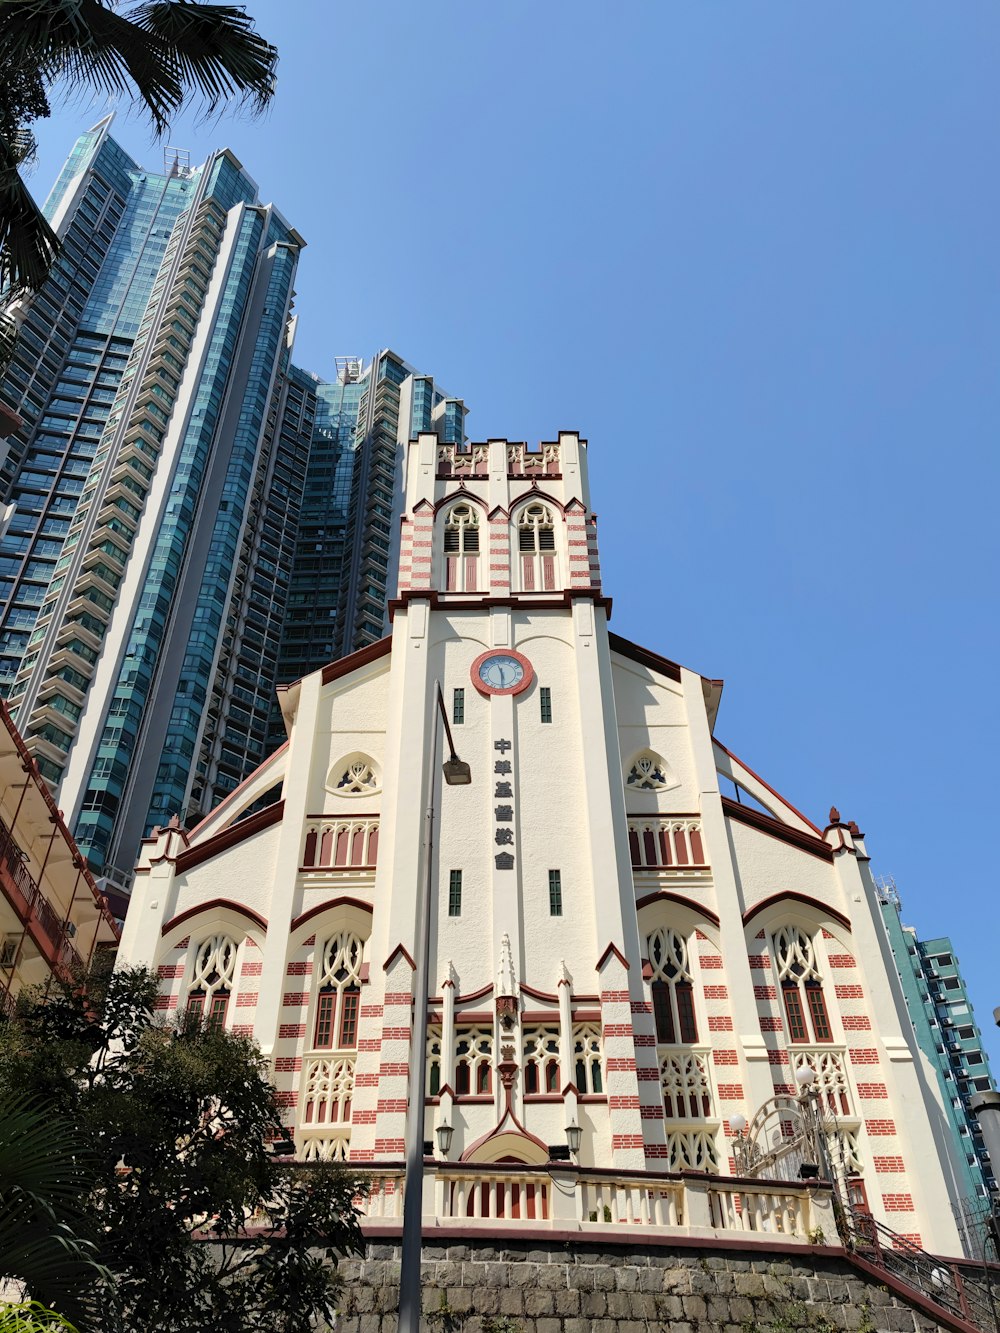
[471,649,533,696]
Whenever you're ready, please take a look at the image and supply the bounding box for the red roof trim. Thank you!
[743,891,851,932]
[722,796,833,862]
[160,898,267,938]
[291,896,374,933]
[187,742,287,840]
[607,632,683,683]
[519,982,558,1004]
[383,942,416,972]
[321,635,392,686]
[713,738,822,835]
[454,982,493,1005]
[596,942,630,973]
[176,801,284,873]
[634,890,721,927]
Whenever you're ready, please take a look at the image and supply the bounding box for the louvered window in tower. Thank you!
[517,503,557,591]
[443,504,479,591]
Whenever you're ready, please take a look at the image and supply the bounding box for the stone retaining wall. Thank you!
[329,1239,960,1333]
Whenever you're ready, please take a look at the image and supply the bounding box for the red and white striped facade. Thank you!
[118,430,962,1254]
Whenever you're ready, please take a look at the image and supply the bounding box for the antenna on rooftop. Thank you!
[163,146,192,178]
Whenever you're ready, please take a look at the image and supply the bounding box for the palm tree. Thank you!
[0,0,277,296]
[0,1301,80,1332]
[0,1093,111,1329]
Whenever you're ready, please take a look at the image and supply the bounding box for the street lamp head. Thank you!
[729,1113,747,1136]
[436,1122,454,1155]
[565,1120,582,1155]
[795,1064,816,1088]
[442,755,472,786]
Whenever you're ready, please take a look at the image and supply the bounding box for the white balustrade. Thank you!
[345,1162,829,1244]
[628,818,707,870]
[302,819,379,870]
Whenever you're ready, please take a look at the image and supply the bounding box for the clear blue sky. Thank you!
[26,2,1000,1065]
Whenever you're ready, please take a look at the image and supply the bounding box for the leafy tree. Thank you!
[0,0,278,296]
[0,965,367,1333]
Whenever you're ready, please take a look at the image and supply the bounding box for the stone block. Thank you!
[581,1289,609,1317]
[536,1262,565,1290]
[885,1307,919,1331]
[605,1290,633,1317]
[683,1293,708,1319]
[484,1261,510,1287]
[591,1265,617,1291]
[735,1272,767,1298]
[471,1285,500,1315]
[654,1294,685,1319]
[498,1287,524,1316]
[510,1262,540,1288]
[523,1287,555,1316]
[555,1288,582,1315]
[536,1320,562,1333]
[614,1265,639,1291]
[445,1286,473,1313]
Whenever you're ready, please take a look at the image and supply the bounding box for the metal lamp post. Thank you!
[398,683,470,1333]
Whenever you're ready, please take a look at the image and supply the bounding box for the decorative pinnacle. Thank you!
[828,806,840,825]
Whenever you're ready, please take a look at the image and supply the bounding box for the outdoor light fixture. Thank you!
[729,1113,747,1136]
[798,1162,820,1181]
[795,1065,816,1089]
[270,1135,296,1157]
[436,1122,454,1155]
[442,754,472,785]
[565,1121,582,1155]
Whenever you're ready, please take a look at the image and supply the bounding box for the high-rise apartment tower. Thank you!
[0,125,467,888]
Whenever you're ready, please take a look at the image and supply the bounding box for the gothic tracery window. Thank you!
[773,926,833,1044]
[517,503,557,591]
[573,1023,604,1095]
[522,1027,560,1095]
[186,934,238,1031]
[455,1027,493,1096]
[627,752,671,791]
[335,758,378,795]
[313,932,364,1050]
[443,503,479,591]
[647,927,698,1044]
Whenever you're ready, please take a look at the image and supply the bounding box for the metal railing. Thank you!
[0,816,82,974]
[847,1207,999,1330]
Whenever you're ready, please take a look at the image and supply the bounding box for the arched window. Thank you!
[443,503,479,591]
[455,1027,493,1095]
[773,926,833,1044]
[573,1024,604,1095]
[186,934,237,1031]
[333,757,379,795]
[626,752,672,791]
[516,503,557,591]
[313,932,364,1050]
[647,927,698,1044]
[522,1027,560,1095]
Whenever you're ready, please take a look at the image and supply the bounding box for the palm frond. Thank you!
[0,1,276,137]
[132,1,277,120]
[0,133,59,294]
[0,1094,110,1325]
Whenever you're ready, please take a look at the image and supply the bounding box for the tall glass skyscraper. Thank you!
[876,876,996,1250]
[0,125,467,887]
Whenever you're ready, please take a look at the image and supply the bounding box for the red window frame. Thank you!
[652,982,675,1043]
[805,983,832,1042]
[338,988,360,1048]
[314,990,336,1048]
[676,981,698,1043]
[782,983,809,1042]
[207,992,228,1032]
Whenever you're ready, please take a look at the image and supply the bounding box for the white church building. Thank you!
[117,431,965,1256]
